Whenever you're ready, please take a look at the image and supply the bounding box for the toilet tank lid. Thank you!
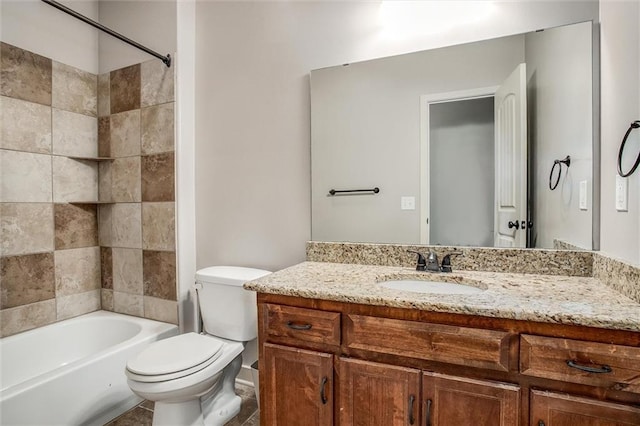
[195,266,271,286]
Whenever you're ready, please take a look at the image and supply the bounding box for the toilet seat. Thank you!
[126,333,224,383]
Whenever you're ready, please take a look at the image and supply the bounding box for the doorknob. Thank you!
[508,221,520,230]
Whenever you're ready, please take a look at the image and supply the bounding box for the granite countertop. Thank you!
[245,261,640,332]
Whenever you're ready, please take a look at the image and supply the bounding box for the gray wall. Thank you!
[525,22,593,250]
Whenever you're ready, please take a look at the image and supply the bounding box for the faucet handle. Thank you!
[407,250,427,271]
[441,251,463,273]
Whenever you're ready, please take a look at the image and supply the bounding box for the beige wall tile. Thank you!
[142,202,175,251]
[101,288,114,311]
[0,252,55,309]
[0,42,52,106]
[143,296,178,324]
[54,246,101,296]
[141,103,174,154]
[143,250,176,301]
[52,156,98,202]
[112,203,142,248]
[98,204,113,246]
[142,152,174,202]
[98,162,113,202]
[110,64,140,114]
[113,291,143,317]
[0,203,54,256]
[54,203,98,250]
[0,96,52,153]
[0,150,52,202]
[0,299,56,337]
[110,110,140,157]
[101,247,113,289]
[98,116,111,157]
[56,289,100,321]
[112,248,143,294]
[52,108,98,157]
[98,73,110,118]
[111,157,141,202]
[52,61,97,117]
[141,58,174,108]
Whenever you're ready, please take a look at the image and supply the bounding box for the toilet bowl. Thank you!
[125,266,271,426]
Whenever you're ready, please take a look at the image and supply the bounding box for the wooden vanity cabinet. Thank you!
[257,295,640,426]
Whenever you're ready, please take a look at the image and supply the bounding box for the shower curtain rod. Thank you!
[41,0,171,67]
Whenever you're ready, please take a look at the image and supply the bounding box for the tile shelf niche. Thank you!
[67,156,115,161]
[67,201,115,204]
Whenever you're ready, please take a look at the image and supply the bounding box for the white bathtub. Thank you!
[0,311,179,425]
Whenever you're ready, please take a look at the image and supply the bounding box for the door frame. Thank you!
[419,86,499,244]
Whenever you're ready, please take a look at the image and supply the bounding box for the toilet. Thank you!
[125,266,271,426]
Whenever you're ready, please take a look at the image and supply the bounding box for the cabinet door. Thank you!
[339,357,421,426]
[262,343,333,426]
[422,371,520,426]
[531,389,640,426]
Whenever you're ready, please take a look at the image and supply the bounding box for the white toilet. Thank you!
[125,266,271,426]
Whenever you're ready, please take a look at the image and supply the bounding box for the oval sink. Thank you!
[379,280,484,295]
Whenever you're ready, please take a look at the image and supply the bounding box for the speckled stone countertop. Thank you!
[245,261,640,332]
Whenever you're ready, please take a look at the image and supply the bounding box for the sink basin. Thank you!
[379,280,484,295]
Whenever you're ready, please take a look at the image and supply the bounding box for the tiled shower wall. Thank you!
[0,42,177,337]
[97,59,177,324]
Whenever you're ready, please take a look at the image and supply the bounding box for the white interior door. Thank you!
[494,63,527,248]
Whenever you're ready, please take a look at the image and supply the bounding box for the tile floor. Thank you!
[105,383,259,426]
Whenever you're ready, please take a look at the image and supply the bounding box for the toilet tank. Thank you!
[195,266,271,341]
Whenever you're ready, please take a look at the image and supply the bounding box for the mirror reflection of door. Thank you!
[422,63,527,248]
[427,96,496,247]
[494,63,527,248]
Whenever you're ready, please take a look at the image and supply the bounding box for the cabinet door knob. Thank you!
[425,399,432,426]
[538,421,545,426]
[320,376,328,404]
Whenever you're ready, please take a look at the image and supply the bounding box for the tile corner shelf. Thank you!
[68,201,115,204]
[67,156,115,162]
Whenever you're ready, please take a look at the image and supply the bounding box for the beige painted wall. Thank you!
[0,0,99,73]
[599,1,640,265]
[194,1,599,272]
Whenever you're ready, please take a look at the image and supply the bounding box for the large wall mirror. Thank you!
[311,21,598,250]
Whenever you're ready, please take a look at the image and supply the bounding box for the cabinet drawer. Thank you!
[520,334,640,393]
[264,304,341,349]
[345,314,515,371]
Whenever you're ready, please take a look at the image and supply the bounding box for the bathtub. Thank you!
[0,311,179,425]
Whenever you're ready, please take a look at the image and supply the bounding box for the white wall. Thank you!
[0,0,99,73]
[599,0,640,265]
[98,0,177,73]
[525,22,593,250]
[310,36,522,244]
[194,1,599,272]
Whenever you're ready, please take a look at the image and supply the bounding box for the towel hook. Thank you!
[549,155,571,190]
[617,120,640,178]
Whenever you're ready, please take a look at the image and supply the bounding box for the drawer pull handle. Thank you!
[286,321,312,330]
[538,421,545,426]
[566,360,612,374]
[425,399,432,426]
[320,376,328,404]
[408,394,415,425]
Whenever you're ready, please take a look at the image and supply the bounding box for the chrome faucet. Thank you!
[425,251,440,272]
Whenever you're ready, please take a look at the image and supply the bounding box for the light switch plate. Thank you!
[579,180,588,210]
[401,196,415,210]
[615,175,628,212]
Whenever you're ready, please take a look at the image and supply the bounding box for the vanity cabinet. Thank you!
[530,390,640,425]
[262,343,334,426]
[257,295,640,426]
[338,358,420,425]
[423,372,520,426]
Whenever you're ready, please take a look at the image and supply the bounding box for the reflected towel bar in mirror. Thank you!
[549,155,571,190]
[328,187,380,196]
